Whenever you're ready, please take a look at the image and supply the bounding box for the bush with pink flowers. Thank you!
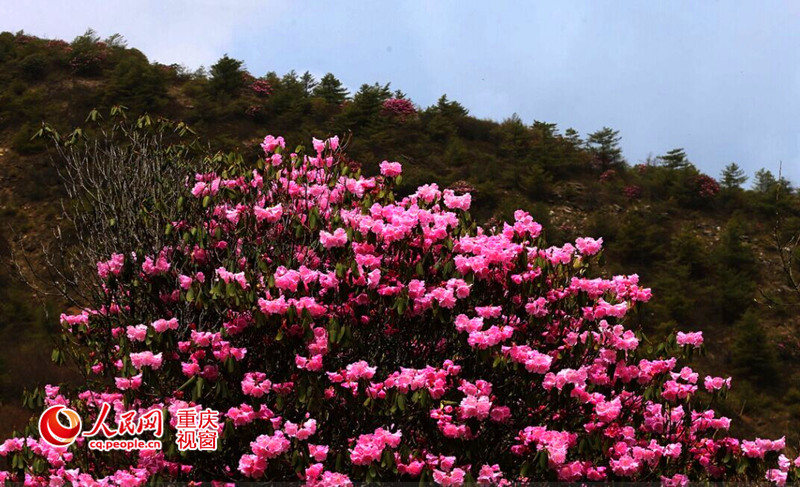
[1,134,794,485]
[623,185,642,200]
[250,79,273,97]
[382,97,416,120]
[695,174,721,199]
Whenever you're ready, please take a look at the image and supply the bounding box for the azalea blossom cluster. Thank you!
[695,174,721,198]
[381,97,417,119]
[250,79,273,97]
[1,134,792,485]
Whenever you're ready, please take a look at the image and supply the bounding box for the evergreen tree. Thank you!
[72,28,100,47]
[563,128,581,146]
[208,54,245,97]
[313,73,349,104]
[586,127,623,170]
[712,219,756,323]
[720,163,747,189]
[752,168,776,192]
[498,114,530,159]
[105,51,166,111]
[732,309,778,385]
[434,94,468,118]
[104,33,127,49]
[279,70,306,99]
[658,148,692,170]
[532,120,558,138]
[342,82,392,130]
[300,71,317,95]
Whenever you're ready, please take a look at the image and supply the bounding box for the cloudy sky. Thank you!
[2,0,798,182]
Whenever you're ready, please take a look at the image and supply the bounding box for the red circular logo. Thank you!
[38,405,82,447]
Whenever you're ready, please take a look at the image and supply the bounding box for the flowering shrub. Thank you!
[599,169,617,182]
[1,134,793,485]
[624,185,642,200]
[68,38,109,76]
[250,79,273,97]
[695,174,721,198]
[46,39,71,52]
[382,98,416,120]
[69,51,107,74]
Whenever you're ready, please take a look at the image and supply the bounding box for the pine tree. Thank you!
[720,163,747,190]
[105,52,166,111]
[208,55,245,97]
[563,128,582,148]
[280,70,306,98]
[732,309,778,384]
[658,148,691,169]
[532,120,558,139]
[344,83,392,129]
[434,94,468,118]
[499,114,530,159]
[104,33,127,49]
[300,71,317,95]
[712,219,756,323]
[313,73,349,104]
[752,168,776,192]
[352,82,391,107]
[586,127,623,170]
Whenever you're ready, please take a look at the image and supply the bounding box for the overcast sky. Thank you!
[2,0,798,183]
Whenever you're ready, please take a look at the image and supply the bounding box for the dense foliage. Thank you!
[0,135,796,484]
[1,30,800,448]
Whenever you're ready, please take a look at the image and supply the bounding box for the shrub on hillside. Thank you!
[104,54,168,112]
[732,309,779,385]
[0,136,793,484]
[382,98,416,120]
[250,79,273,97]
[19,53,48,80]
[69,30,108,76]
[11,123,47,155]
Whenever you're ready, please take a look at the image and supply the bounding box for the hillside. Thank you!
[1,29,799,441]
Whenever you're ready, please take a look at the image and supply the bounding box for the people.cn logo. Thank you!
[38,405,82,447]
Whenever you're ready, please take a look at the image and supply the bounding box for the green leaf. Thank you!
[737,458,748,475]
[193,377,204,400]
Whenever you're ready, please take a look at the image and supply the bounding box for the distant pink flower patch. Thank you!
[382,97,416,119]
[250,79,272,96]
